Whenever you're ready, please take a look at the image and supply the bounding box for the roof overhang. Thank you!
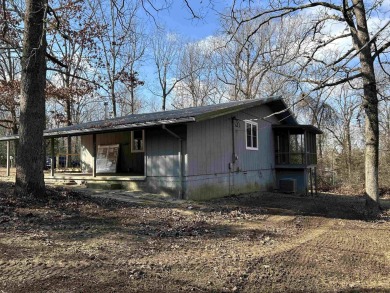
[0,97,301,142]
[0,117,196,141]
[0,135,18,141]
[44,117,196,138]
[272,124,323,134]
[195,97,298,126]
[266,99,298,125]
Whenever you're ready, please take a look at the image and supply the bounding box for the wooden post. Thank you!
[304,168,308,196]
[287,130,290,164]
[92,133,96,177]
[310,168,314,197]
[304,130,307,165]
[50,137,55,177]
[144,131,147,177]
[6,140,10,177]
[314,167,318,196]
[178,139,183,199]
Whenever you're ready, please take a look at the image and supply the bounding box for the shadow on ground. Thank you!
[1,181,389,245]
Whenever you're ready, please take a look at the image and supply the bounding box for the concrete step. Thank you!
[86,182,123,190]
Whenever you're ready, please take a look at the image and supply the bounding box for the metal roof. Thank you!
[0,96,297,141]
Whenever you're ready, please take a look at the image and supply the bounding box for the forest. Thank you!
[0,0,390,205]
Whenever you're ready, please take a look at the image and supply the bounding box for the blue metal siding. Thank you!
[145,127,181,177]
[185,105,280,200]
[187,116,232,176]
[233,107,276,173]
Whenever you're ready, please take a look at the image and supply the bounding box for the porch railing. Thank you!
[275,152,317,165]
[46,153,81,172]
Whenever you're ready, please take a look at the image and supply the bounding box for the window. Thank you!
[245,121,258,150]
[131,130,144,153]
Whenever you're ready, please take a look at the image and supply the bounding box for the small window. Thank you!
[245,121,258,150]
[131,130,144,153]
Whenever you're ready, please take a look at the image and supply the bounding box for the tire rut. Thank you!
[236,218,334,291]
[238,219,390,292]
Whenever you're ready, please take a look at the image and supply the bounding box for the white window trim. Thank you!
[245,120,258,150]
[131,130,145,153]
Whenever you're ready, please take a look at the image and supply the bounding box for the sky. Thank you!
[149,1,230,40]
[136,1,232,111]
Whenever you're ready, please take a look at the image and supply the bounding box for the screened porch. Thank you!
[273,125,322,168]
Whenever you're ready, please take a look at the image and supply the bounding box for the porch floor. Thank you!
[44,172,145,181]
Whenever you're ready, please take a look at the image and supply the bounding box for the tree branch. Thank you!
[46,53,67,68]
[47,67,100,88]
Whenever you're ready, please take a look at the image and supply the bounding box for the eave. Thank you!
[0,117,196,141]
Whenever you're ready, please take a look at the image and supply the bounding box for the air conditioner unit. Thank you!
[279,178,296,193]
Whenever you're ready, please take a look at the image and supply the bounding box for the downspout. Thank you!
[230,117,238,195]
[162,125,183,199]
[231,117,237,165]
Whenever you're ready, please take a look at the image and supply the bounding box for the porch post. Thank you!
[144,131,147,177]
[310,168,314,197]
[178,139,183,198]
[314,167,318,196]
[304,168,308,196]
[92,133,96,177]
[50,137,55,177]
[304,130,308,165]
[6,140,10,177]
[287,130,291,164]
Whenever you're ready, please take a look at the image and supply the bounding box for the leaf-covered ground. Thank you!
[0,182,389,293]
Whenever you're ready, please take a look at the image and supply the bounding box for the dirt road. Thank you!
[0,183,389,292]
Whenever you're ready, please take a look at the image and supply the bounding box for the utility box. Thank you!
[279,178,296,193]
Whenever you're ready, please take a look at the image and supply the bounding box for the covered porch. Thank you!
[272,124,322,195]
[0,129,147,186]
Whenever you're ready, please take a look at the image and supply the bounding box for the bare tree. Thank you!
[46,0,98,124]
[376,67,390,187]
[228,0,390,208]
[216,13,308,101]
[90,0,143,117]
[0,46,20,135]
[150,29,185,110]
[117,71,145,115]
[45,0,98,167]
[173,40,220,108]
[115,22,147,115]
[0,0,23,136]
[324,85,361,181]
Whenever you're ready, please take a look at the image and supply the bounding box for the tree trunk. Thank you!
[111,86,117,117]
[352,0,379,209]
[15,0,47,198]
[342,123,352,181]
[130,86,135,114]
[65,72,72,168]
[65,99,72,168]
[162,93,167,111]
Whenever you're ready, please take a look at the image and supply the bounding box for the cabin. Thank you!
[0,97,322,200]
